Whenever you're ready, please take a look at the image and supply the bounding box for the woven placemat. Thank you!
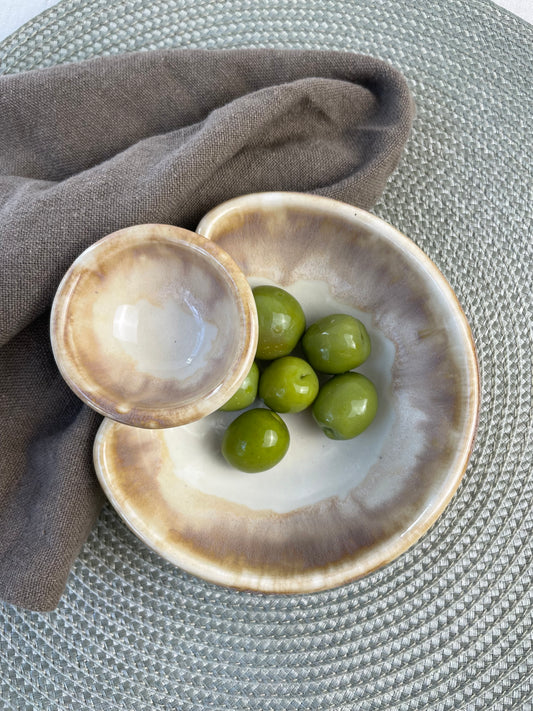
[1,1,532,709]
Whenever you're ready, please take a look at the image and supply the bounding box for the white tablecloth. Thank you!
[0,0,532,44]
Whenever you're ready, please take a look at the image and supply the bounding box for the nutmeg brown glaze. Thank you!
[94,194,479,593]
[50,224,258,428]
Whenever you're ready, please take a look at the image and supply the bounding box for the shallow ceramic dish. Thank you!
[94,193,479,593]
[51,223,258,428]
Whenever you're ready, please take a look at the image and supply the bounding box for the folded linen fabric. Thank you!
[0,48,414,610]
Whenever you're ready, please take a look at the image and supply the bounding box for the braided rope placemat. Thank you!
[1,1,532,709]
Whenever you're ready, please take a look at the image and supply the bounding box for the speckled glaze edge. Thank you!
[50,223,258,428]
[93,196,480,594]
[194,192,481,591]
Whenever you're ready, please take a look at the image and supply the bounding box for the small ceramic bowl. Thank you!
[94,194,479,593]
[51,224,258,428]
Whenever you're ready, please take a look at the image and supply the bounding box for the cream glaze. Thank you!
[51,224,258,428]
[93,194,479,593]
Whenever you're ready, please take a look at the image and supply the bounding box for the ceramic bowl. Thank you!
[51,223,258,428]
[94,194,479,593]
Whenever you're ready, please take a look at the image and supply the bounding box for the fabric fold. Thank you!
[0,48,414,610]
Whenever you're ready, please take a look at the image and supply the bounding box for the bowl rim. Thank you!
[50,223,258,429]
[96,195,480,593]
[199,193,479,590]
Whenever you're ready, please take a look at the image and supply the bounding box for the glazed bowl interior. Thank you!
[51,223,257,428]
[94,194,479,593]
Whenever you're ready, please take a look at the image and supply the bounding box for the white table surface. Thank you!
[0,0,532,44]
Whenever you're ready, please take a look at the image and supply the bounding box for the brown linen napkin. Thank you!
[0,48,414,611]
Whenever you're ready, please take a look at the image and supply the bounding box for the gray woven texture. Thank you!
[1,0,532,709]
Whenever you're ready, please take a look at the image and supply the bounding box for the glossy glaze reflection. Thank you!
[51,224,258,428]
[94,194,479,592]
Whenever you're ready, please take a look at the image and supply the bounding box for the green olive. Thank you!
[312,372,378,440]
[302,314,371,373]
[252,285,306,359]
[219,362,260,411]
[221,408,290,472]
[259,356,319,413]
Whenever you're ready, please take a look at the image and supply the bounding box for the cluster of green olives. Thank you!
[221,285,378,473]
